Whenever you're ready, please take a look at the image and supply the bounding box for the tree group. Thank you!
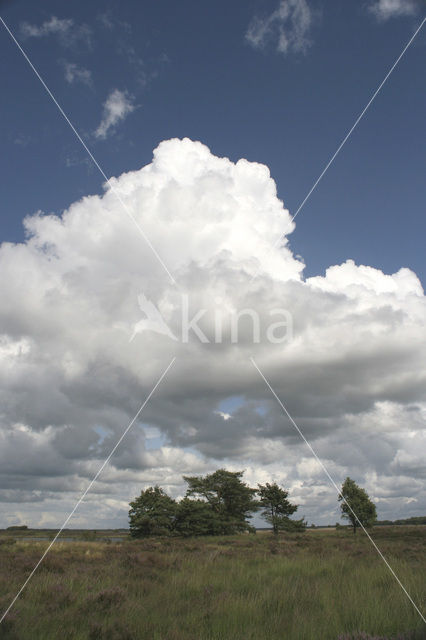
[129,470,377,538]
[129,469,304,538]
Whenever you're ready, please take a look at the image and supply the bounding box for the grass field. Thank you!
[0,527,425,639]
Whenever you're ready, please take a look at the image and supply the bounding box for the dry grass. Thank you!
[0,527,424,639]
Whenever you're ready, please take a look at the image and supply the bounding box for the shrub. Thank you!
[87,587,126,610]
[337,633,420,640]
[0,538,16,546]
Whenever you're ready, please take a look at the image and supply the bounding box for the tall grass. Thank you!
[0,527,424,639]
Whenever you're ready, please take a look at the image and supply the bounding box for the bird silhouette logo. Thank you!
[129,293,178,342]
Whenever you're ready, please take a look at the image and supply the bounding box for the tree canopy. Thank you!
[174,498,222,537]
[258,482,305,534]
[129,486,177,538]
[128,470,303,538]
[339,477,377,534]
[183,469,259,534]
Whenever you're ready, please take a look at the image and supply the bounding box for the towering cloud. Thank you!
[0,138,424,527]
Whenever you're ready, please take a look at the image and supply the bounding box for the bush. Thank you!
[0,538,16,546]
[81,531,97,541]
[337,633,420,640]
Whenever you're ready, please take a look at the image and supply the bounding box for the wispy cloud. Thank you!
[94,89,136,140]
[368,0,421,21]
[246,0,314,56]
[62,61,92,86]
[20,16,91,48]
[20,16,73,38]
[13,133,32,147]
[97,10,114,31]
[99,10,167,87]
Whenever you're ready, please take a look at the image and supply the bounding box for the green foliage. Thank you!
[279,516,307,532]
[128,472,305,538]
[258,482,303,534]
[129,486,177,538]
[183,469,259,534]
[339,477,377,534]
[174,498,222,537]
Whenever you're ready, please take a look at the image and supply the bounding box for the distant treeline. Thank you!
[376,516,426,526]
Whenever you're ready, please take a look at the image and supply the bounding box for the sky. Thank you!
[0,0,425,528]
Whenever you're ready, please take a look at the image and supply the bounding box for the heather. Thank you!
[0,526,424,639]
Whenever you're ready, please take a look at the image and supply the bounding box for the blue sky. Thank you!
[1,0,425,281]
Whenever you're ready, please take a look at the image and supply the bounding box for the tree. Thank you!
[257,482,304,534]
[280,516,307,532]
[338,477,377,534]
[129,486,177,538]
[174,498,222,537]
[183,469,259,534]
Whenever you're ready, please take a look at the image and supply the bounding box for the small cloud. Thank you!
[64,153,94,172]
[20,16,92,48]
[97,10,114,30]
[94,89,136,140]
[20,16,73,38]
[368,0,421,21]
[216,411,232,421]
[246,0,314,56]
[116,38,149,87]
[13,133,32,147]
[63,61,92,86]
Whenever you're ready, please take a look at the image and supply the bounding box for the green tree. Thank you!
[174,498,222,537]
[280,516,307,532]
[129,486,176,538]
[338,477,377,534]
[183,469,258,534]
[257,482,304,534]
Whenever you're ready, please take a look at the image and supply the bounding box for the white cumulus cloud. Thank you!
[94,89,136,140]
[0,138,425,527]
